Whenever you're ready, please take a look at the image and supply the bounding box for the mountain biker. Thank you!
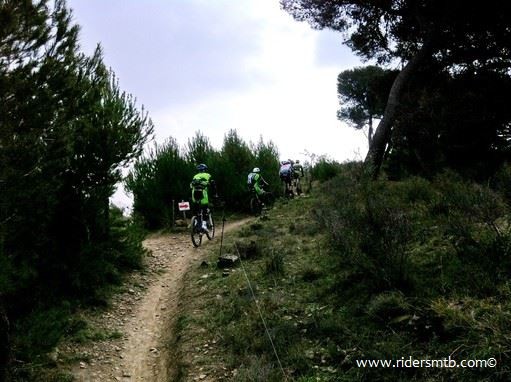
[292,159,304,195]
[190,163,216,232]
[248,167,269,202]
[293,160,304,178]
[279,160,294,196]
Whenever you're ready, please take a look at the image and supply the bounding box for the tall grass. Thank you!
[175,164,511,382]
[313,167,511,380]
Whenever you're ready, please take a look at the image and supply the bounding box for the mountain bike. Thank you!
[283,181,294,198]
[190,207,215,247]
[249,189,275,216]
[292,175,302,195]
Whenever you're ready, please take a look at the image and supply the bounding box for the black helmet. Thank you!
[197,163,208,171]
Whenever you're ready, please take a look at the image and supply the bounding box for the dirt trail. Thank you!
[67,218,250,382]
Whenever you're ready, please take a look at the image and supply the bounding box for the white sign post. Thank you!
[178,200,190,220]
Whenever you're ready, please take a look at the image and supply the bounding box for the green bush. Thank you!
[126,138,193,229]
[1,1,152,374]
[312,165,511,380]
[264,249,285,276]
[491,163,511,205]
[311,157,343,182]
[12,302,80,361]
[315,177,418,294]
[366,291,412,323]
[127,130,281,227]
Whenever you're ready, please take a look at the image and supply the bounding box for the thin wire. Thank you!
[234,243,287,381]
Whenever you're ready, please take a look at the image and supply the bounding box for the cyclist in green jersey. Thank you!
[190,163,216,231]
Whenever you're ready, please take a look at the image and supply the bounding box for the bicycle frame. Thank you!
[191,205,215,247]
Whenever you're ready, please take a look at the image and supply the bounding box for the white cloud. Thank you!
[150,0,368,161]
[68,0,368,209]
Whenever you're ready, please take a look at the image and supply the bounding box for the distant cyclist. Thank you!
[279,160,294,197]
[248,167,269,202]
[293,160,304,178]
[190,163,216,232]
[292,159,304,195]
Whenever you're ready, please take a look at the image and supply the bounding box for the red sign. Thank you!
[178,201,190,211]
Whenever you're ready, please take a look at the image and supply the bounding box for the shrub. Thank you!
[312,165,511,380]
[265,249,285,276]
[311,158,343,182]
[127,130,281,226]
[366,291,411,323]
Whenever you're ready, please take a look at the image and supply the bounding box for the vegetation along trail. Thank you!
[65,218,251,382]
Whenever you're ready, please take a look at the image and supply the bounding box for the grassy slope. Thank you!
[174,175,511,382]
[174,195,347,381]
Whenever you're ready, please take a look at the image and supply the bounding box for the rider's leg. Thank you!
[255,184,265,205]
[200,190,210,230]
[192,202,202,231]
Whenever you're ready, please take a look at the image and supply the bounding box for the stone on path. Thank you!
[217,254,239,268]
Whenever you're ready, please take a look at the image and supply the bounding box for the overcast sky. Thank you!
[67,0,368,208]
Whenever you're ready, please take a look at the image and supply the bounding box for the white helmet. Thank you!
[253,167,260,173]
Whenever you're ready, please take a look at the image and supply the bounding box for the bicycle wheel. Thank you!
[264,191,275,207]
[296,178,302,195]
[190,216,202,247]
[285,184,294,199]
[250,196,262,216]
[206,213,215,240]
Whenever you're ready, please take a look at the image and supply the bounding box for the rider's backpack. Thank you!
[279,163,292,178]
[191,178,206,190]
[247,173,256,187]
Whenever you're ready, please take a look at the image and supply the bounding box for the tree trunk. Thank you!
[368,116,373,146]
[0,301,9,382]
[364,36,435,179]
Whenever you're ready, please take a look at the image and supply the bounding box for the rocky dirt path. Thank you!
[62,218,250,382]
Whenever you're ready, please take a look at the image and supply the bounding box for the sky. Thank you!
[67,0,368,209]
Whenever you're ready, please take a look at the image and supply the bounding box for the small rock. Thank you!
[48,347,59,363]
[217,254,240,268]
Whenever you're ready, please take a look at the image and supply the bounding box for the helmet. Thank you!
[253,167,260,173]
[295,160,300,164]
[196,163,208,172]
